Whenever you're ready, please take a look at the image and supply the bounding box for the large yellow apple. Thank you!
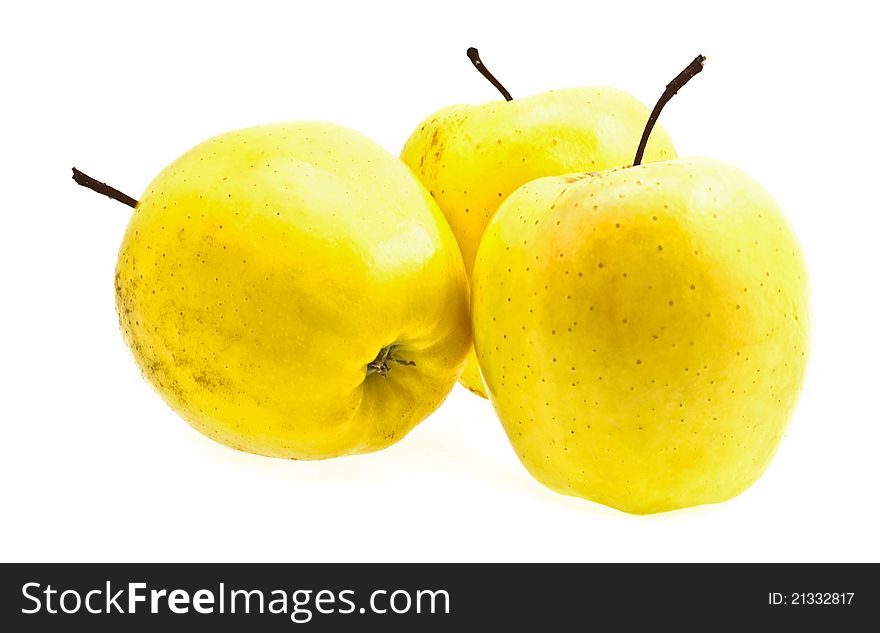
[106,122,470,459]
[472,158,809,513]
[401,50,677,397]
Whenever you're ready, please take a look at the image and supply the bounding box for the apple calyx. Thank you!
[366,344,416,378]
[72,167,138,208]
[466,47,513,101]
[633,54,706,167]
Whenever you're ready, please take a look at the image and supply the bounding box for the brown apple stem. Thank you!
[633,55,706,167]
[72,167,138,208]
[466,47,513,101]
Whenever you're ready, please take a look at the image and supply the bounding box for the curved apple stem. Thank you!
[633,55,706,167]
[72,167,138,208]
[466,47,513,101]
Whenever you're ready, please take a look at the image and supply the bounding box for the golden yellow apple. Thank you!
[472,157,810,513]
[80,122,470,459]
[401,48,677,397]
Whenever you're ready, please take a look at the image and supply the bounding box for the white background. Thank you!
[2,0,878,563]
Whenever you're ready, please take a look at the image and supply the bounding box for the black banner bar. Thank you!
[1,564,876,630]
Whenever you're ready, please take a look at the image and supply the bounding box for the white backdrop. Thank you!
[2,0,878,562]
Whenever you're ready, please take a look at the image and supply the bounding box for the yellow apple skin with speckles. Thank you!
[472,158,809,513]
[402,88,677,398]
[115,122,470,459]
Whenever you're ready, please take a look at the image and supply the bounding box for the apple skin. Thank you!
[402,87,677,397]
[472,158,809,513]
[115,122,470,459]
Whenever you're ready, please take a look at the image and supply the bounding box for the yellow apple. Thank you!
[81,122,470,459]
[472,157,810,513]
[401,48,677,397]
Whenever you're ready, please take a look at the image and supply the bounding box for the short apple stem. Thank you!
[633,55,706,167]
[72,167,138,208]
[466,47,513,101]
